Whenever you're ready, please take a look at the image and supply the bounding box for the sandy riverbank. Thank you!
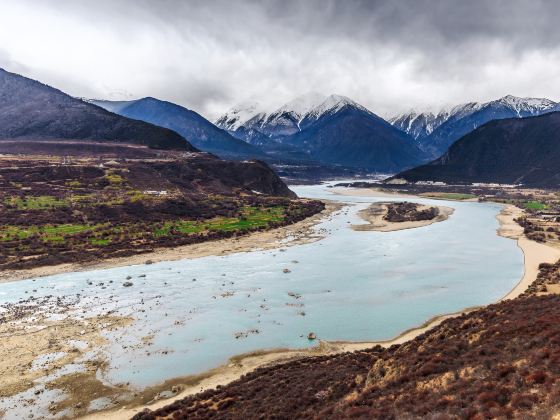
[0,292,133,418]
[335,187,560,300]
[496,205,560,300]
[0,202,343,285]
[352,201,454,232]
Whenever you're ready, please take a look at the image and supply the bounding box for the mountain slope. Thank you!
[282,101,424,172]
[391,96,560,158]
[92,97,264,159]
[389,110,448,141]
[0,68,194,151]
[396,111,560,187]
[215,100,263,132]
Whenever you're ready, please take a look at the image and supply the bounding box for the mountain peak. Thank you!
[312,94,368,116]
[215,99,266,131]
[277,92,327,117]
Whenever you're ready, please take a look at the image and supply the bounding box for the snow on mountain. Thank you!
[275,92,327,118]
[492,94,559,116]
[215,100,264,131]
[218,93,374,140]
[389,111,443,140]
[390,95,560,143]
[303,94,370,122]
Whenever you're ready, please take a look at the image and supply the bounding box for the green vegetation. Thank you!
[90,237,111,246]
[522,200,548,210]
[104,170,125,186]
[153,206,285,237]
[5,195,69,210]
[425,193,477,200]
[0,157,324,271]
[0,223,95,242]
[65,180,82,187]
[0,206,286,245]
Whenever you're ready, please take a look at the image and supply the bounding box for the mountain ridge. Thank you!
[395,111,560,187]
[0,68,195,151]
[217,93,425,172]
[390,95,560,157]
[91,97,265,159]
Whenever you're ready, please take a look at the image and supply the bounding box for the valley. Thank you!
[2,4,560,417]
[0,183,541,418]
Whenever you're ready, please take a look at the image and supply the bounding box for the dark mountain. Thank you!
[227,126,269,146]
[399,95,560,158]
[0,68,193,151]
[396,112,560,187]
[93,97,264,159]
[282,101,424,173]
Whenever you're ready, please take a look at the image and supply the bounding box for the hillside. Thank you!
[0,69,193,151]
[0,154,316,272]
[396,112,560,187]
[134,294,560,419]
[93,98,264,159]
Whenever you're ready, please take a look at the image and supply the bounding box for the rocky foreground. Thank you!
[135,284,560,419]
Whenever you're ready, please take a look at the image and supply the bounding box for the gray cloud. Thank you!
[1,0,560,118]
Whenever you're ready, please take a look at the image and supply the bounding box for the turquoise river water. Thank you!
[0,183,524,394]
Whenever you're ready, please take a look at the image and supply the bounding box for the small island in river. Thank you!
[352,201,454,232]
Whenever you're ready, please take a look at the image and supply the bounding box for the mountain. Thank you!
[389,110,448,141]
[0,68,194,151]
[215,100,264,132]
[91,97,265,159]
[395,112,560,187]
[217,93,425,172]
[216,92,329,140]
[280,96,424,172]
[390,95,560,158]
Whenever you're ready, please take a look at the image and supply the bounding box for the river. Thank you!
[0,184,524,392]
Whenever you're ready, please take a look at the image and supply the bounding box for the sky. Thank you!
[2,0,560,119]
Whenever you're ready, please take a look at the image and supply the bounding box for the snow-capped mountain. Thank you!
[397,111,560,188]
[281,99,423,172]
[214,100,264,131]
[390,95,560,157]
[216,92,426,172]
[217,92,372,141]
[389,111,446,141]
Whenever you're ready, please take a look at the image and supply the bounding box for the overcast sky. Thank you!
[2,0,560,119]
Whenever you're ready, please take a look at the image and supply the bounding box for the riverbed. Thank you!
[0,183,524,416]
